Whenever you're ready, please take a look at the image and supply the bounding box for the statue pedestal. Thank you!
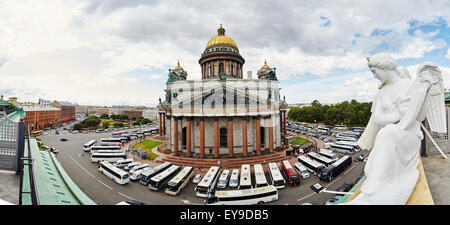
[342,156,434,205]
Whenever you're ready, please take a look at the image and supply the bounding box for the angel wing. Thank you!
[398,62,446,133]
[357,96,382,151]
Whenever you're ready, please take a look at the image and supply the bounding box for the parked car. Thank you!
[192,174,203,184]
[324,196,343,205]
[50,147,59,154]
[355,154,364,162]
[336,182,354,195]
[125,200,146,205]
[60,138,68,142]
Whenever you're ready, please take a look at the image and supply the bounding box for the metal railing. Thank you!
[18,125,40,205]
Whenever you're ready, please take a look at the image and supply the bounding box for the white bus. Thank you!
[91,152,127,163]
[297,155,326,175]
[330,142,358,154]
[196,166,220,198]
[165,166,194,196]
[239,164,252,189]
[268,162,285,189]
[83,140,97,152]
[254,164,268,188]
[148,165,181,191]
[100,138,123,146]
[90,145,121,153]
[206,185,279,205]
[319,149,338,160]
[229,169,239,188]
[98,161,129,185]
[139,162,172,186]
[294,162,310,179]
[307,152,336,166]
[216,170,230,189]
[130,163,150,174]
[333,125,348,130]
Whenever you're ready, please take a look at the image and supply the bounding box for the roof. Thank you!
[206,25,238,49]
[23,105,60,111]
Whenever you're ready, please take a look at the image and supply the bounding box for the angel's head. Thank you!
[367,53,407,83]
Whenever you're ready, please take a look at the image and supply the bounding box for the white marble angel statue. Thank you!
[345,53,446,205]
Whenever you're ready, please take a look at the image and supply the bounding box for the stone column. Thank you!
[283,111,287,134]
[162,113,166,135]
[269,116,274,153]
[159,113,162,136]
[214,118,219,158]
[242,117,248,156]
[228,118,234,158]
[186,118,192,157]
[255,116,261,155]
[200,118,205,158]
[173,117,178,155]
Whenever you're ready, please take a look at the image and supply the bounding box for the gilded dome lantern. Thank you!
[199,25,245,79]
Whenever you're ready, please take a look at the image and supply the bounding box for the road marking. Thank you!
[326,176,341,188]
[118,192,134,200]
[67,153,113,190]
[297,192,315,202]
[344,166,355,175]
[67,154,95,178]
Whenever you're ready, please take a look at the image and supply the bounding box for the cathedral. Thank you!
[158,25,288,158]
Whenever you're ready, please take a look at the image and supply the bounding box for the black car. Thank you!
[336,182,354,195]
[60,138,68,142]
[126,200,146,205]
[355,154,364,162]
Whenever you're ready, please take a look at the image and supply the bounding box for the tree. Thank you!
[102,121,110,129]
[100,114,109,119]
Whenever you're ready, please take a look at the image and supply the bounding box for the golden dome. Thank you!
[173,60,183,70]
[206,25,238,49]
[261,59,271,69]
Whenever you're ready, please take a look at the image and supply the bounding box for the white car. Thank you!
[192,174,202,184]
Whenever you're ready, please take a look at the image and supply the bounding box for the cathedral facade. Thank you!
[158,25,288,158]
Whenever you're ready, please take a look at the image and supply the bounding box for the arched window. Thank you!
[220,127,227,147]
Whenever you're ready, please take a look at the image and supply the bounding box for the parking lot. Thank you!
[38,122,367,205]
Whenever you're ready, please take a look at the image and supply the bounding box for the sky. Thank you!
[1,0,450,107]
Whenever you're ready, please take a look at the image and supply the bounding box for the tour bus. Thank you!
[268,162,285,189]
[90,145,121,153]
[254,164,268,188]
[129,133,138,140]
[317,127,331,135]
[112,131,129,137]
[216,170,230,189]
[297,155,326,175]
[319,155,352,182]
[196,166,220,198]
[206,185,279,205]
[91,152,126,163]
[281,160,301,187]
[100,138,123,146]
[294,162,310,179]
[319,149,338,161]
[239,164,252,189]
[229,169,240,188]
[333,125,348,130]
[336,136,358,142]
[139,162,172,186]
[98,161,129,185]
[31,130,45,137]
[165,166,194,196]
[113,159,133,168]
[330,141,359,154]
[307,152,336,166]
[148,165,181,191]
[83,140,97,152]
[336,132,360,139]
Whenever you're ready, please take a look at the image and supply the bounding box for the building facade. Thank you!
[158,25,288,158]
[23,106,61,131]
[53,101,75,122]
[123,110,143,119]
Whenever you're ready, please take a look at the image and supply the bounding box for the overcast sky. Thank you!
[1,0,450,106]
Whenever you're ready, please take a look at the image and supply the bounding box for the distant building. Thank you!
[96,108,109,115]
[23,105,61,131]
[53,100,76,122]
[123,110,143,119]
[7,97,17,106]
[142,109,159,120]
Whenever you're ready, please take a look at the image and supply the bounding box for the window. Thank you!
[220,128,227,147]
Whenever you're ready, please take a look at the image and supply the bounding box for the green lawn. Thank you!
[291,136,309,145]
[132,140,163,160]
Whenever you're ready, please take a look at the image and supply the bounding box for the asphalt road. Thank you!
[39,124,366,205]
